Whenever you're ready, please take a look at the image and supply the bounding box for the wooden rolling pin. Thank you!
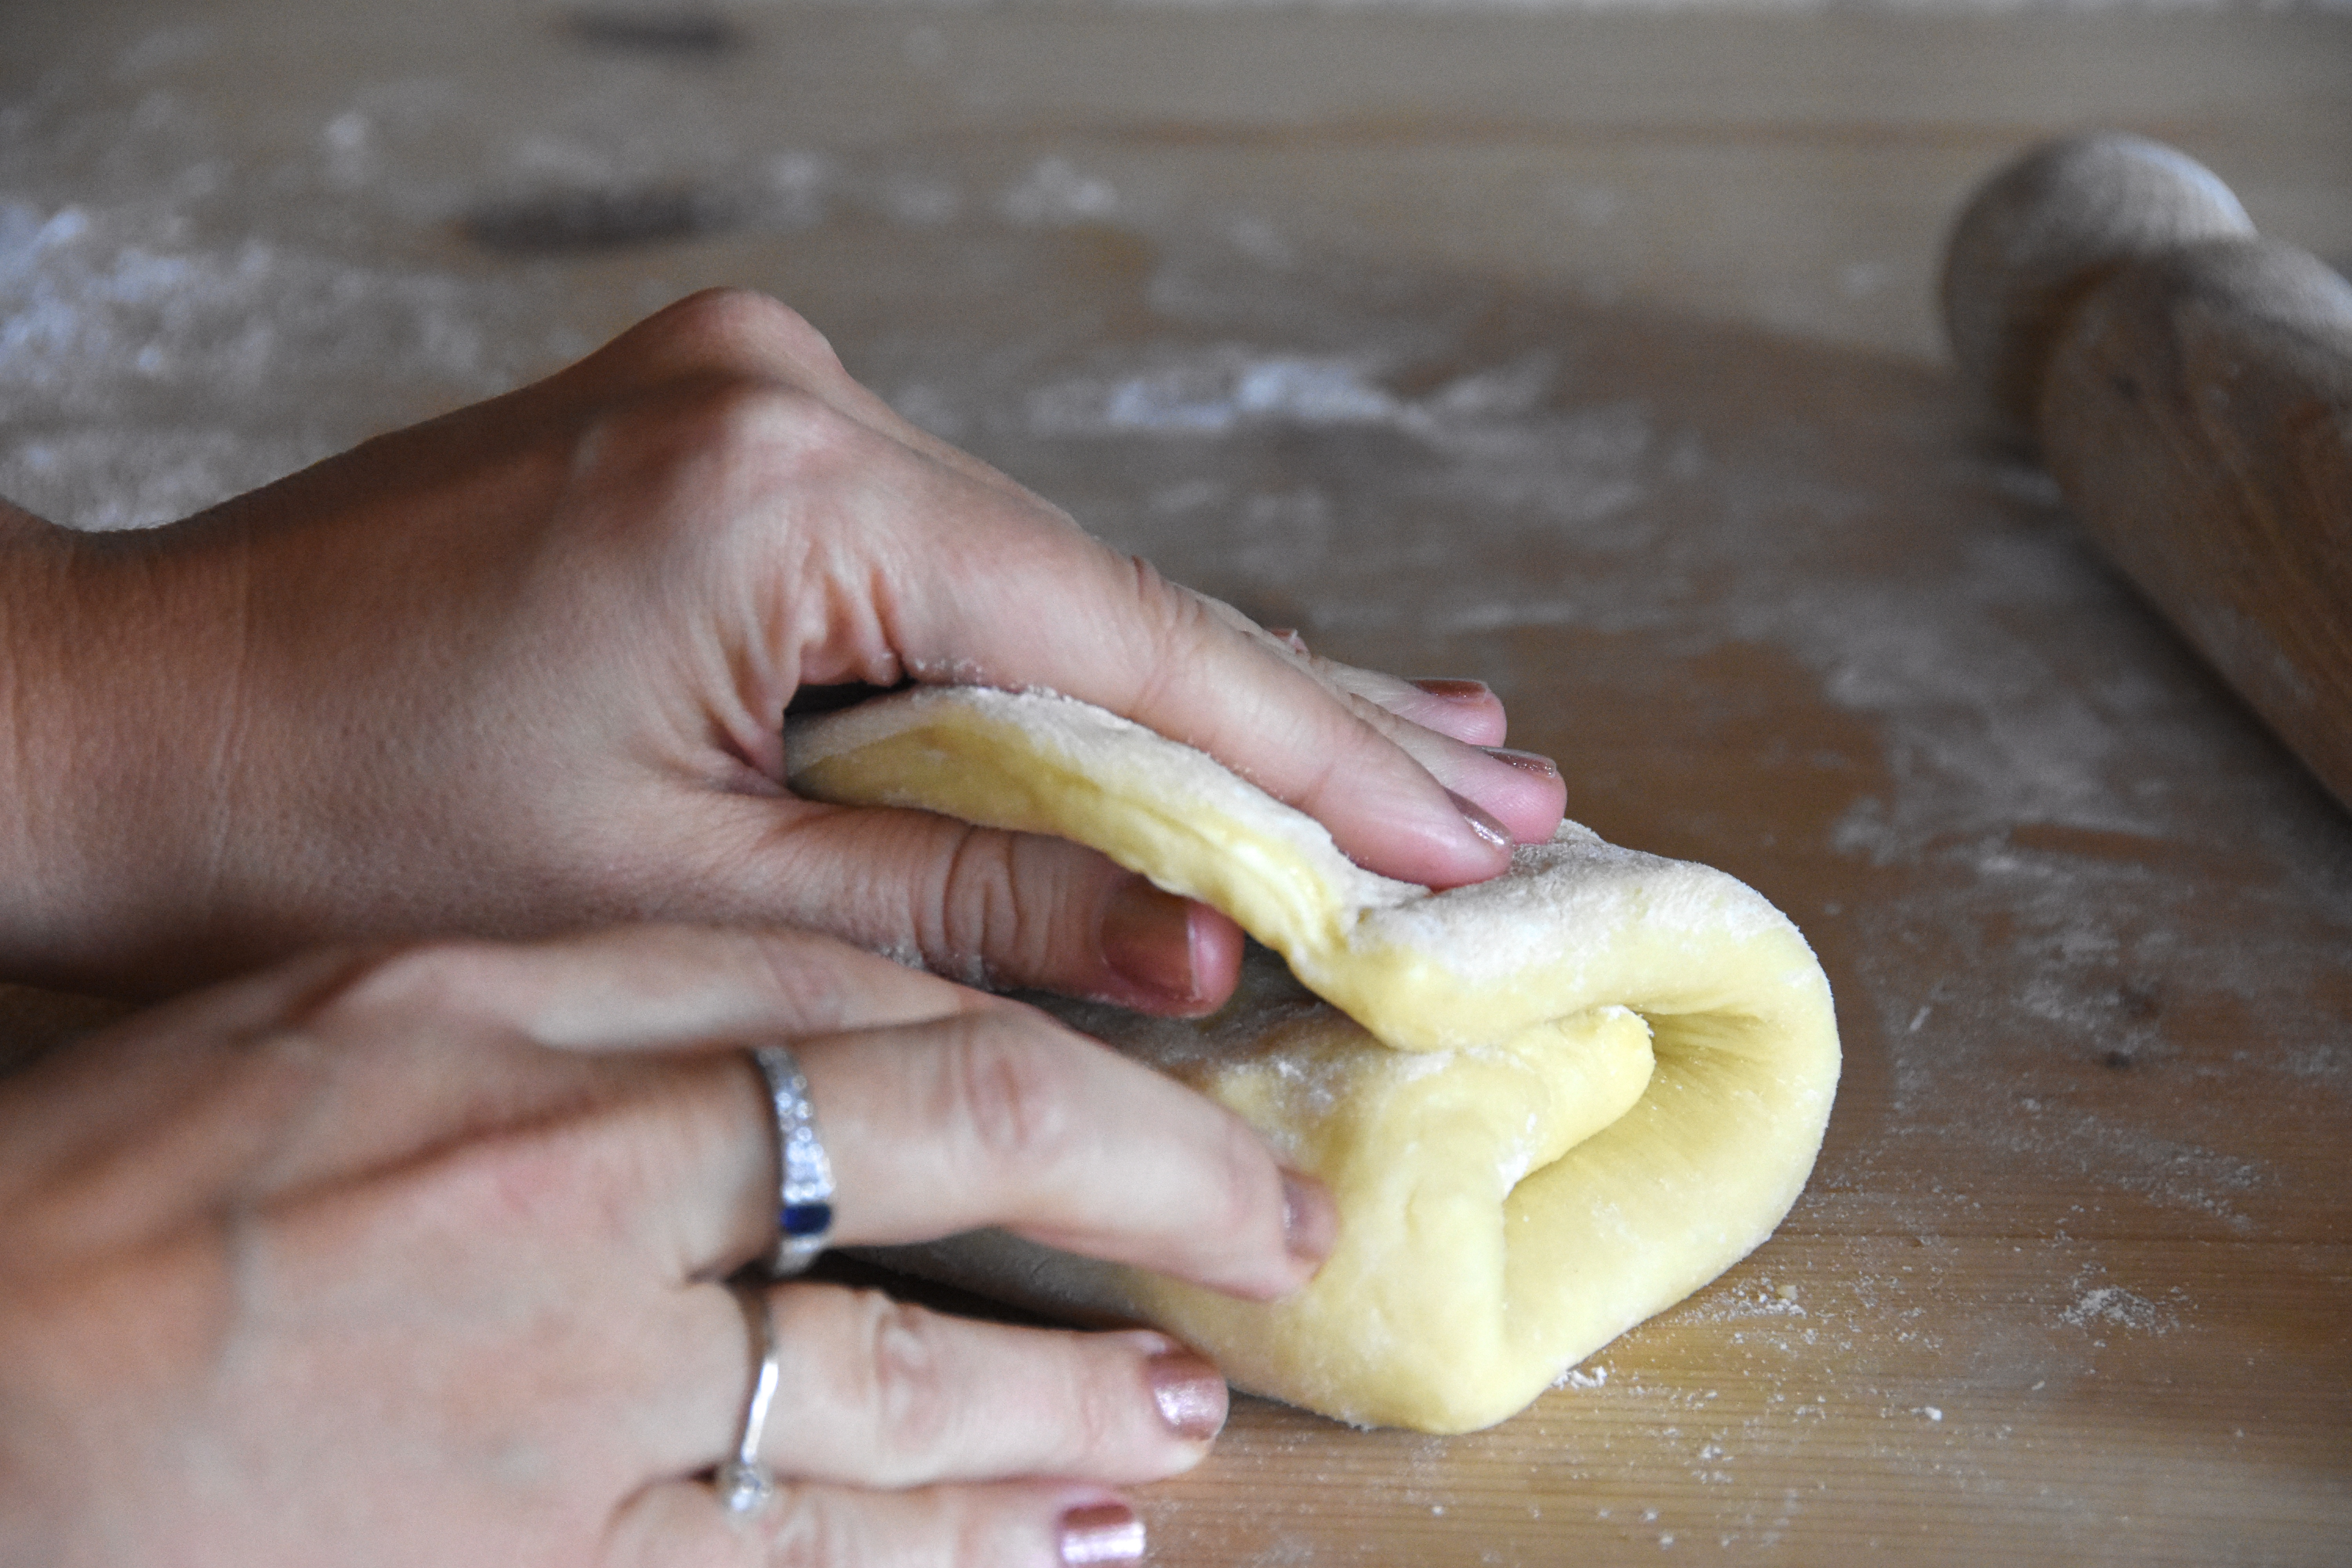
[1941,133,2352,814]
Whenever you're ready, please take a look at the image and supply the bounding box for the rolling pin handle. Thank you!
[1940,132,2256,438]
[1940,134,2352,815]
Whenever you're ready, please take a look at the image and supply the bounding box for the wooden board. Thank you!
[2,3,2347,1561]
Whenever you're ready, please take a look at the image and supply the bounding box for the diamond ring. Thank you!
[748,1044,835,1276]
[713,1281,781,1515]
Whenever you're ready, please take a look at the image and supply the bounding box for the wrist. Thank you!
[0,502,244,994]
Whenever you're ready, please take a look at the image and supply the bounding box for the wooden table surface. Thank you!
[4,4,2349,1563]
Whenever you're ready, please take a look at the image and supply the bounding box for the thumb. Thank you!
[688,794,1245,1015]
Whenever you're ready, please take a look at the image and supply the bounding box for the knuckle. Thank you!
[938,1013,1083,1176]
[857,1297,959,1473]
[923,827,1032,991]
[757,1483,869,1568]
[572,370,873,498]
[1122,563,1219,712]
[740,930,858,1031]
[924,829,1112,996]
[914,827,1002,989]
[652,287,842,373]
[674,379,867,485]
[767,305,846,375]
[294,938,508,1033]
[1053,1354,1136,1470]
[1205,1112,1280,1251]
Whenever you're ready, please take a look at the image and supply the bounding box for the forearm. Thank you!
[0,501,243,995]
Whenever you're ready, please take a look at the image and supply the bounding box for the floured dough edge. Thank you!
[786,686,1840,1432]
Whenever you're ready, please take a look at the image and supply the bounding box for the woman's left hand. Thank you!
[0,923,1336,1568]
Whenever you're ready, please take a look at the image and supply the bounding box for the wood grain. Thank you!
[2043,240,2352,815]
[1,3,2347,1562]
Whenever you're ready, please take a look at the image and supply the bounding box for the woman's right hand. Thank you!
[0,923,1336,1568]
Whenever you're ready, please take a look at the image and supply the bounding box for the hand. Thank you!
[0,924,1338,1568]
[0,289,1563,1003]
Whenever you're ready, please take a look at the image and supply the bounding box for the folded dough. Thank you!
[786,686,1840,1433]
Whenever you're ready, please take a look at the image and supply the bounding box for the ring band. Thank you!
[714,1282,781,1515]
[749,1044,836,1276]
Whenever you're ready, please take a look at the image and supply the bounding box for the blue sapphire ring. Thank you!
[748,1045,836,1276]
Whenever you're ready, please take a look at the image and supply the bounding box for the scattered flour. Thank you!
[1025,343,1556,443]
[2060,1285,2175,1335]
[1001,156,1120,226]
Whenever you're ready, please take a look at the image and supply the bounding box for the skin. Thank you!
[0,288,1561,1003]
[0,290,1566,1565]
[0,927,1324,1566]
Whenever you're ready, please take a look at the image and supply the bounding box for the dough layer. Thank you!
[786,686,1840,1432]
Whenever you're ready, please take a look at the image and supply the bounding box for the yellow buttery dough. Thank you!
[786,686,1840,1433]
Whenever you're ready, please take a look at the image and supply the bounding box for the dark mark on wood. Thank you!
[564,7,743,55]
[462,185,738,254]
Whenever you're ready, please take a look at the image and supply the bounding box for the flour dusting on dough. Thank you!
[792,685,1839,1431]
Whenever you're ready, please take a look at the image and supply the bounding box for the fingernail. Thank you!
[1281,1170,1338,1269]
[1100,878,1198,1004]
[1265,626,1309,655]
[1481,746,1560,781]
[1060,1502,1146,1565]
[1445,789,1513,852]
[1410,678,1492,702]
[1147,1348,1229,1442]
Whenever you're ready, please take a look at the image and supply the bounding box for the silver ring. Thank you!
[714,1282,781,1516]
[749,1044,835,1276]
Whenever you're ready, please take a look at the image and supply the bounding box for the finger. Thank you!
[269,931,1323,1293]
[1322,665,1510,747]
[317,924,1005,1055]
[760,1295,1222,1487]
[345,936,1330,1291]
[1331,702,1563,846]
[1246,628,1508,744]
[797,1010,1334,1300]
[0,944,389,1181]
[609,1475,1142,1568]
[582,289,1522,889]
[213,929,1007,1237]
[746,430,1514,889]
[1241,637,1561,841]
[666,795,1247,1016]
[1030,563,1517,887]
[695,1285,1223,1487]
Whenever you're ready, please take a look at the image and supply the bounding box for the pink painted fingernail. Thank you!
[1410,678,1492,702]
[1481,746,1560,781]
[1100,878,1199,1004]
[1147,1348,1229,1441]
[1445,790,1512,852]
[1281,1170,1338,1270]
[1060,1502,1146,1565]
